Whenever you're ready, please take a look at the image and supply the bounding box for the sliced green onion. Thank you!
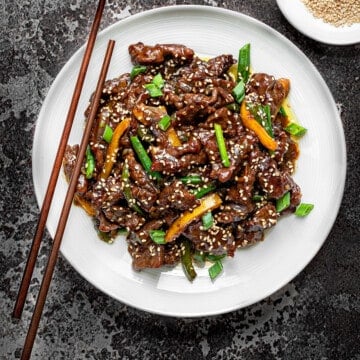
[206,253,226,262]
[158,114,171,131]
[130,135,162,180]
[232,80,245,103]
[85,145,95,179]
[102,124,113,143]
[121,161,145,216]
[137,126,154,143]
[279,106,287,117]
[144,83,163,97]
[118,228,129,236]
[295,203,314,217]
[214,123,231,168]
[180,175,202,185]
[252,194,264,202]
[226,103,240,112]
[144,73,165,97]
[130,65,147,80]
[285,123,307,137]
[263,104,274,138]
[149,230,166,244]
[238,43,251,83]
[208,260,223,280]
[276,192,291,212]
[181,239,197,281]
[130,136,152,171]
[193,183,217,199]
[202,211,214,230]
[152,73,165,89]
[249,103,274,138]
[97,230,113,244]
[193,251,206,267]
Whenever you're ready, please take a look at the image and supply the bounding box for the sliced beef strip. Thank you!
[151,148,208,175]
[272,129,293,166]
[160,135,202,158]
[182,220,236,257]
[163,55,236,124]
[173,93,217,124]
[123,149,159,211]
[130,185,159,213]
[246,73,290,116]
[137,123,203,176]
[63,144,88,195]
[157,180,198,211]
[193,130,233,182]
[209,163,237,183]
[226,163,256,206]
[215,203,252,223]
[173,87,234,125]
[206,54,236,77]
[234,226,264,248]
[129,242,165,270]
[85,174,124,210]
[257,161,293,199]
[127,219,165,247]
[204,107,242,137]
[182,55,235,81]
[275,129,299,174]
[132,102,168,127]
[63,144,78,181]
[243,203,278,232]
[234,203,278,248]
[288,181,302,212]
[248,145,301,209]
[247,147,294,200]
[129,241,182,270]
[128,42,194,65]
[98,212,119,233]
[127,219,181,270]
[101,205,145,232]
[102,73,130,96]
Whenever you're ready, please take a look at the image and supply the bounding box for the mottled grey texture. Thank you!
[1,0,359,359]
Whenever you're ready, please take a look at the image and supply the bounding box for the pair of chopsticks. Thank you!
[14,1,115,359]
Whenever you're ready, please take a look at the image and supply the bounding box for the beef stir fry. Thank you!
[64,42,311,281]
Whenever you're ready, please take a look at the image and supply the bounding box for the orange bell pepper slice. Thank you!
[74,195,96,217]
[165,193,222,242]
[240,101,278,151]
[166,127,182,147]
[100,118,131,180]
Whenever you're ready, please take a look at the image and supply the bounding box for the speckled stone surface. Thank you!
[1,1,359,359]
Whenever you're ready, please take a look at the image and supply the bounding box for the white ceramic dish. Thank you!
[277,0,360,45]
[32,5,346,317]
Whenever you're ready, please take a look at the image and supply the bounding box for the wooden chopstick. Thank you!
[20,39,116,360]
[13,0,106,320]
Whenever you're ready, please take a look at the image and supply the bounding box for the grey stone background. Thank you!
[1,0,359,359]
